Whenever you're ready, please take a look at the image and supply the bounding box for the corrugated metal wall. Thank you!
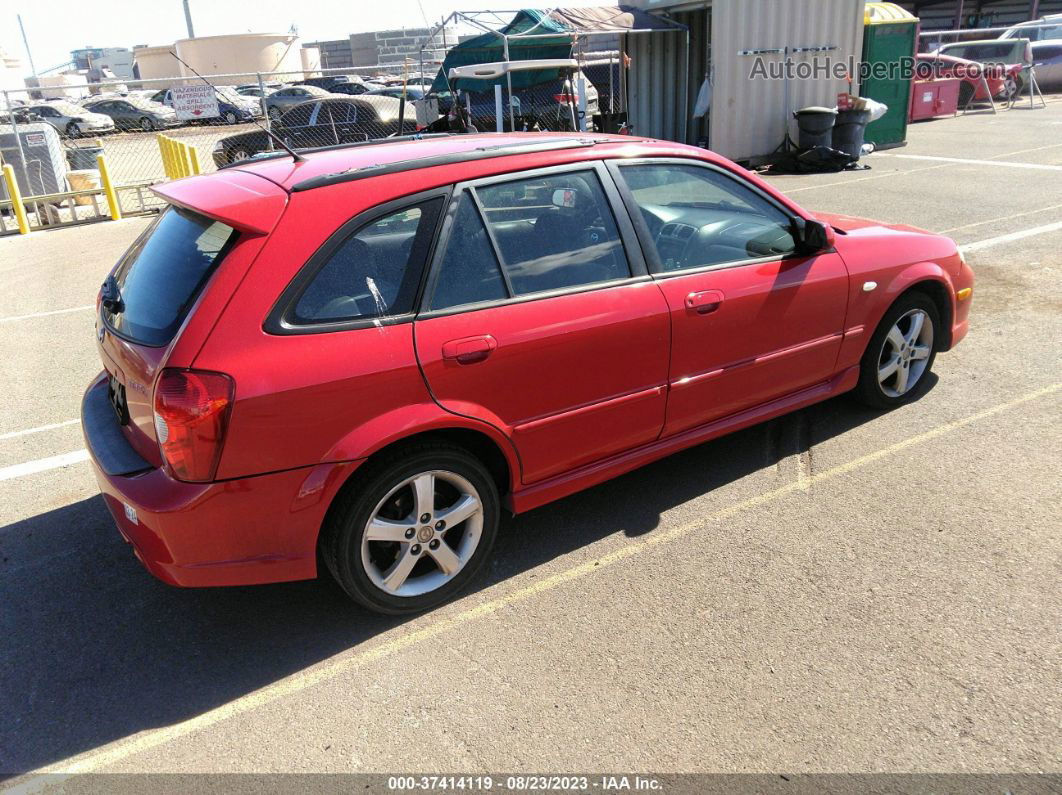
[628,16,700,144]
[627,0,866,162]
[710,0,866,162]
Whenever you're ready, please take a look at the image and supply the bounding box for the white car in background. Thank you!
[1000,14,1062,89]
[17,101,115,137]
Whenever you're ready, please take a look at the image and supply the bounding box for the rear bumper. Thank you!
[82,374,359,587]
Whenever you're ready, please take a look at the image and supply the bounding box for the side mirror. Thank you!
[794,218,835,254]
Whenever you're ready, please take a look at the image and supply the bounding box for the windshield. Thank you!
[103,206,237,346]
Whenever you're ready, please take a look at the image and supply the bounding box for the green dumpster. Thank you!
[860,2,919,148]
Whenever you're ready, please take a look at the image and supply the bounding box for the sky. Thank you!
[1,0,611,78]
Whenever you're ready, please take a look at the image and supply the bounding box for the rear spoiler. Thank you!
[151,170,288,235]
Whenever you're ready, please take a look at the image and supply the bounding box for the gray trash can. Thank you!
[66,145,104,171]
[832,109,872,160]
[793,107,837,150]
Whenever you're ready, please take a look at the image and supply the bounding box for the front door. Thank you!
[415,165,671,484]
[609,160,850,437]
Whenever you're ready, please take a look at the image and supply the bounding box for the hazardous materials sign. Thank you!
[171,85,219,121]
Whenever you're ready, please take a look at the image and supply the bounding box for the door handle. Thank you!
[442,335,497,365]
[685,290,725,315]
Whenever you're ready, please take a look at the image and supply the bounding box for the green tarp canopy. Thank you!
[431,10,576,94]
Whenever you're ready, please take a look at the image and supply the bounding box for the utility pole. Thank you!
[17,15,37,76]
[183,0,195,39]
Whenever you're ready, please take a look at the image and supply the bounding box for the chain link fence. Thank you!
[1,57,624,234]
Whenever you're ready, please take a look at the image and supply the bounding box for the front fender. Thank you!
[837,260,957,370]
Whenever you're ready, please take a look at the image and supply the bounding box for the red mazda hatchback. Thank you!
[83,133,974,613]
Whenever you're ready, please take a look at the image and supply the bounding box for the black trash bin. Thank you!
[793,107,837,150]
[832,109,872,160]
[66,145,104,170]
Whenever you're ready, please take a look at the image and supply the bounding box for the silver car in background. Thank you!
[17,101,115,137]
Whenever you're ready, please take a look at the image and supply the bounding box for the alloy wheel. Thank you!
[360,470,484,598]
[877,308,934,398]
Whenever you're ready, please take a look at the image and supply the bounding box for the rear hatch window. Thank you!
[103,206,237,346]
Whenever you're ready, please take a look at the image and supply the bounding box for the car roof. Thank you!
[220,132,702,193]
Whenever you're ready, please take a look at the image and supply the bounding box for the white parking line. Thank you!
[882,154,1062,172]
[937,203,1062,235]
[6,381,1058,784]
[0,420,80,442]
[0,450,89,483]
[0,306,95,323]
[960,221,1062,254]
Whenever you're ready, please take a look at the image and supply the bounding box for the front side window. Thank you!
[291,201,440,324]
[618,163,797,273]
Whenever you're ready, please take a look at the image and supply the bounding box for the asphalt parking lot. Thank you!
[1,98,1060,783]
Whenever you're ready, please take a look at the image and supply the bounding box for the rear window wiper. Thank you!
[101,275,125,315]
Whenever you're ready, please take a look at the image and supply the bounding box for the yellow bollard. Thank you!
[187,145,201,176]
[156,133,171,179]
[96,153,122,221]
[179,142,193,178]
[2,163,30,235]
[167,137,181,178]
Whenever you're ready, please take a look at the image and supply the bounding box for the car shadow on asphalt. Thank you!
[0,387,933,776]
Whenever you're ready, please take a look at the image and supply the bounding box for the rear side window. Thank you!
[429,170,631,310]
[103,206,236,346]
[291,200,442,325]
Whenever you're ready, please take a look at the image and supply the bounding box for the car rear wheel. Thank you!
[139,117,154,132]
[65,122,80,138]
[321,442,500,614]
[855,292,939,409]
[224,111,238,124]
[230,147,251,163]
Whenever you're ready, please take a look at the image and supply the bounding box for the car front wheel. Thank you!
[65,122,80,138]
[321,442,500,614]
[268,106,281,120]
[140,117,154,132]
[855,292,940,409]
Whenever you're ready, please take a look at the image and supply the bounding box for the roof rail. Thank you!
[290,137,602,193]
[218,132,457,171]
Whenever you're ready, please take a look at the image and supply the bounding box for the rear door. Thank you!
[609,159,849,437]
[414,163,671,485]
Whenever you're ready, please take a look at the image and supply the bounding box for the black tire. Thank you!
[854,292,940,410]
[268,106,281,120]
[65,122,80,138]
[139,117,154,132]
[957,81,975,109]
[230,147,251,163]
[321,441,500,615]
[224,111,238,124]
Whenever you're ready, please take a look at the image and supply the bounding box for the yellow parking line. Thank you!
[7,381,1061,786]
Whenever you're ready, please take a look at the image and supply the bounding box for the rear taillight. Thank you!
[553,93,575,104]
[153,369,234,483]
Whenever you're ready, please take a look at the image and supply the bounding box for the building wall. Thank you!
[350,27,453,67]
[628,0,865,163]
[307,39,355,69]
[72,47,135,79]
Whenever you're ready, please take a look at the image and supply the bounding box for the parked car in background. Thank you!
[236,82,286,97]
[914,53,1008,105]
[84,132,974,614]
[150,86,260,124]
[365,86,427,101]
[1000,13,1062,42]
[932,39,1032,99]
[264,85,332,119]
[14,101,115,137]
[211,95,416,165]
[1029,42,1062,88]
[82,97,181,131]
